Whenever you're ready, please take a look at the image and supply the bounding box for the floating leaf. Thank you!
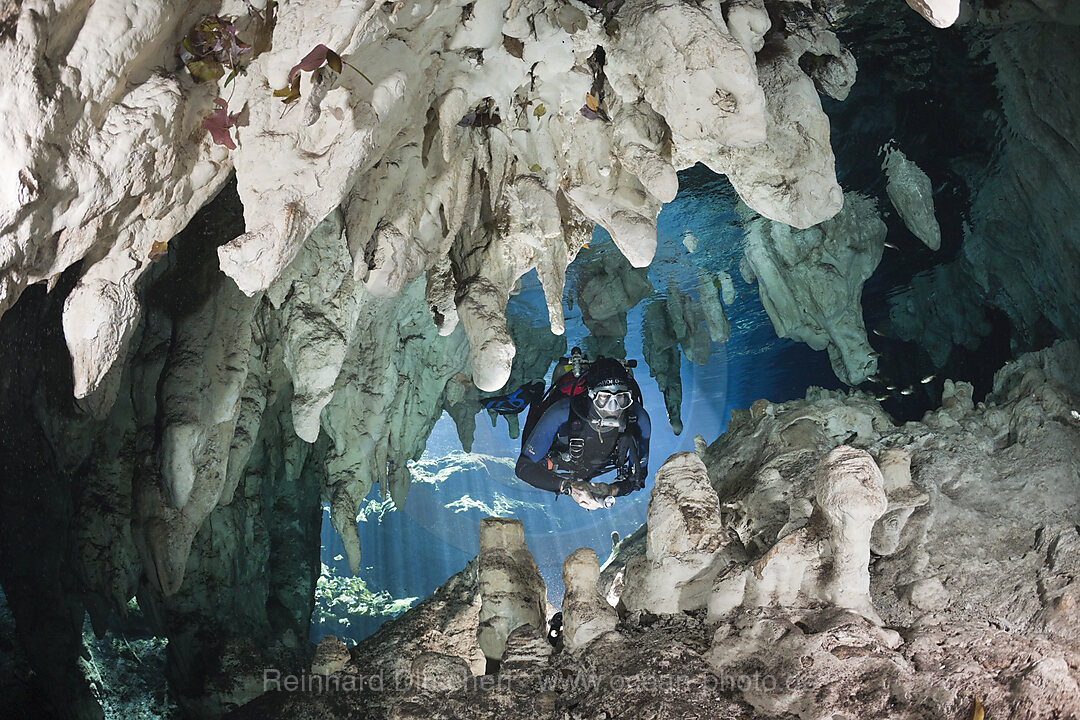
[148,240,169,261]
[585,92,599,111]
[274,74,302,104]
[278,43,372,106]
[529,163,542,172]
[181,14,252,83]
[325,48,343,74]
[533,103,546,118]
[971,699,984,720]
[252,0,278,56]
[203,97,241,149]
[288,44,331,82]
[502,34,524,59]
[580,105,602,120]
[185,58,225,84]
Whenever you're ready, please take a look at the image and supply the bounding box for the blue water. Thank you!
[315,166,840,644]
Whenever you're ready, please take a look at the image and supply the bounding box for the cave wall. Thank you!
[1,0,1078,716]
[888,5,1080,365]
[227,341,1080,720]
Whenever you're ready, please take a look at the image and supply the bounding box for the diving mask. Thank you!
[592,389,633,412]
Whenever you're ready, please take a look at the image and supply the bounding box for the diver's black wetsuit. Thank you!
[515,396,651,497]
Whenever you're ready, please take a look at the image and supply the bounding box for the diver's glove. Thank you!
[616,465,647,492]
[562,479,616,510]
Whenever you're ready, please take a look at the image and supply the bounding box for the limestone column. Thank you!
[476,517,547,664]
[621,452,743,614]
[562,548,619,651]
[815,446,888,622]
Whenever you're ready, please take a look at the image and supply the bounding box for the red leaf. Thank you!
[203,97,237,149]
[288,44,331,81]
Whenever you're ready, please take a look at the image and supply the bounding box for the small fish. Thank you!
[867,374,882,383]
[920,373,936,384]
[886,385,898,391]
[611,531,620,548]
[876,394,890,402]
[900,388,914,396]
[872,328,887,337]
[868,351,882,359]
[884,241,900,250]
[333,554,344,562]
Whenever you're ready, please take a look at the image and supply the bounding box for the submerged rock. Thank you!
[227,342,1080,720]
[621,452,744,615]
[710,445,892,626]
[476,518,547,664]
[742,192,887,385]
[883,144,942,250]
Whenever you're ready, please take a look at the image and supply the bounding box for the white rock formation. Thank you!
[0,0,875,593]
[701,2,850,229]
[870,448,929,556]
[137,263,261,596]
[718,270,736,306]
[697,270,732,343]
[883,144,942,250]
[1,0,857,407]
[621,452,745,614]
[226,345,1080,720]
[320,274,471,575]
[710,446,890,625]
[560,548,618,651]
[743,192,887,385]
[905,0,962,28]
[475,517,547,663]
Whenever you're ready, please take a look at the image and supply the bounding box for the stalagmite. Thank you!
[621,453,745,614]
[870,448,929,556]
[710,446,889,624]
[475,518,547,663]
[561,548,618,651]
[223,346,1080,720]
[311,636,351,676]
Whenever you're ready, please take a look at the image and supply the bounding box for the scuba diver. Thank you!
[485,349,650,510]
